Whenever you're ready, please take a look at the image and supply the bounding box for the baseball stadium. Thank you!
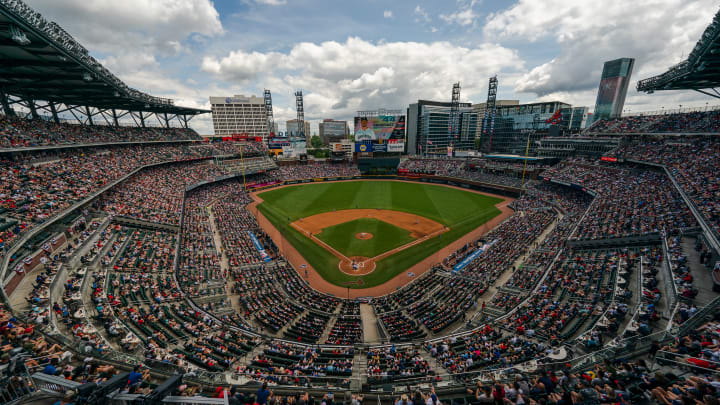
[0,1,720,405]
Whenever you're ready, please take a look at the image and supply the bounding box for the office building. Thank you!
[472,100,519,142]
[593,58,635,122]
[286,119,311,138]
[479,101,573,155]
[209,95,269,140]
[319,119,348,144]
[407,100,477,156]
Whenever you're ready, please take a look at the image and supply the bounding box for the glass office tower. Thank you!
[593,58,635,122]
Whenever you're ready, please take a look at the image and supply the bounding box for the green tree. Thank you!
[310,135,324,149]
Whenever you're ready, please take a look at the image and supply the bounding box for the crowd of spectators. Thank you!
[278,163,360,179]
[99,162,228,226]
[0,301,132,394]
[587,109,720,133]
[615,138,720,236]
[0,115,201,148]
[0,141,243,250]
[429,326,549,380]
[4,113,720,399]
[367,345,434,385]
[498,248,639,349]
[398,158,534,188]
[542,159,696,240]
[240,341,353,387]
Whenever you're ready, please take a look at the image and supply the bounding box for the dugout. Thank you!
[357,157,400,175]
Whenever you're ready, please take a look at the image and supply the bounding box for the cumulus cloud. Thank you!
[440,0,480,27]
[484,0,717,103]
[414,5,431,23]
[256,0,287,5]
[202,37,525,122]
[384,10,393,19]
[24,0,224,133]
[26,0,223,55]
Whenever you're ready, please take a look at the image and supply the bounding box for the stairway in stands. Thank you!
[360,304,380,343]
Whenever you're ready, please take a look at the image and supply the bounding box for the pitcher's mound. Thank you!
[355,232,374,240]
[338,256,376,275]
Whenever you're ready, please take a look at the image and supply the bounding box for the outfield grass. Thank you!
[257,181,503,288]
[315,218,414,258]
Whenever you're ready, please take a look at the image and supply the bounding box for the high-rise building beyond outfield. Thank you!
[593,58,635,122]
[319,119,348,144]
[479,101,589,155]
[407,100,477,156]
[286,119,311,138]
[209,95,270,140]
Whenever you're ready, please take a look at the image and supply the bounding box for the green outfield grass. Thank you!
[315,218,414,258]
[256,181,504,288]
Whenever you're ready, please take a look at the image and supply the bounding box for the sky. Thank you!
[23,0,720,135]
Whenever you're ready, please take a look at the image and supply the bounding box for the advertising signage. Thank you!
[355,140,405,153]
[387,139,404,152]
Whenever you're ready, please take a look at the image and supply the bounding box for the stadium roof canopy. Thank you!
[637,7,720,98]
[0,0,209,126]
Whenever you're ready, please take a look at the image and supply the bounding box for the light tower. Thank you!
[263,89,274,136]
[449,82,461,145]
[295,90,305,138]
[481,76,498,152]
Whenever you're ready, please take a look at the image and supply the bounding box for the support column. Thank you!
[112,109,119,127]
[85,106,93,125]
[182,115,189,129]
[164,112,170,128]
[49,102,60,124]
[139,112,146,128]
[28,99,39,119]
[0,91,14,116]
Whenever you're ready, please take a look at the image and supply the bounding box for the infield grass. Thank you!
[256,181,503,288]
[315,218,414,258]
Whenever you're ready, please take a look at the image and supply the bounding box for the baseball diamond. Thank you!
[251,180,509,291]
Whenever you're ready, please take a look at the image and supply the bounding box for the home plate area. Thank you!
[290,209,448,276]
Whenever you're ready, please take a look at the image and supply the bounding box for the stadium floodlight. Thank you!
[83,72,94,82]
[10,25,30,45]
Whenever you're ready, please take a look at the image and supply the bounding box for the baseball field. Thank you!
[255,181,504,288]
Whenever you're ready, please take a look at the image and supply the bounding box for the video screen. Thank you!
[596,77,624,109]
[353,115,405,141]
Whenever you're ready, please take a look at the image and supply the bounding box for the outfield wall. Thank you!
[250,173,522,198]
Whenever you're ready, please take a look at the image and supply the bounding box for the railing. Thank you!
[569,330,671,373]
[654,350,720,375]
[623,159,720,254]
[28,373,231,405]
[620,103,720,118]
[661,233,679,323]
[662,165,720,253]
[675,295,720,336]
[0,362,35,405]
[30,372,81,395]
